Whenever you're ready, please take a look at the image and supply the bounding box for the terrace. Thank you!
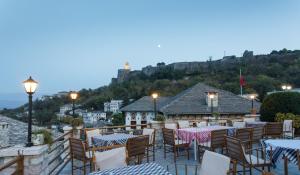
[1,121,300,175]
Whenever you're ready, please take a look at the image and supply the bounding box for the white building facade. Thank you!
[104,100,123,113]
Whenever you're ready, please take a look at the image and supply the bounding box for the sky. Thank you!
[0,0,300,95]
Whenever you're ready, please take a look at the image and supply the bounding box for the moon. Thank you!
[157,44,161,48]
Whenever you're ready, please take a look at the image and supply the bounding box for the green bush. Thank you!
[275,113,300,128]
[60,116,84,128]
[33,129,53,144]
[111,113,125,126]
[153,114,166,121]
[260,92,300,122]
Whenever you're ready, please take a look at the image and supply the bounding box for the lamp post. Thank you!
[151,93,158,120]
[23,76,38,147]
[249,94,256,112]
[282,84,292,91]
[208,93,215,123]
[70,91,78,118]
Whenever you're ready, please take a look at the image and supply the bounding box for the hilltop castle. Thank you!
[112,62,131,83]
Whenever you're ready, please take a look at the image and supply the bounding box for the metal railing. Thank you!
[0,154,24,175]
[48,129,73,175]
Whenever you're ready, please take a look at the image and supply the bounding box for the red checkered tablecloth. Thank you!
[176,126,234,144]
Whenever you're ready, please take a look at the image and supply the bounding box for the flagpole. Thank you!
[240,68,243,96]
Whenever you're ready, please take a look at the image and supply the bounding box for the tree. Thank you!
[111,113,125,126]
[260,92,300,122]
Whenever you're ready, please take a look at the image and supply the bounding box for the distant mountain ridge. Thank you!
[2,49,300,126]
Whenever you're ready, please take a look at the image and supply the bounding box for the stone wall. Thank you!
[0,145,49,175]
[0,122,9,148]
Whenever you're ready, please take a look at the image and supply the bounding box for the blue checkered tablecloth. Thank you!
[89,163,172,175]
[92,133,136,147]
[263,139,300,167]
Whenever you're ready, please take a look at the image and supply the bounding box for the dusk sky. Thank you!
[1,0,300,94]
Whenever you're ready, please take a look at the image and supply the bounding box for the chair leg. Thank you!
[147,147,149,163]
[242,163,245,175]
[164,144,166,159]
[173,147,177,162]
[249,166,252,175]
[153,145,155,161]
[186,146,189,160]
[83,160,86,175]
[71,158,74,175]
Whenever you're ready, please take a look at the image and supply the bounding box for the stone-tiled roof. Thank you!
[121,96,171,112]
[121,83,261,115]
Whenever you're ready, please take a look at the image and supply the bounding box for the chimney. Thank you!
[206,92,218,107]
[0,122,9,148]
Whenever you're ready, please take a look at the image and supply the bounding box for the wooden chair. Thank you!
[162,128,189,162]
[225,136,272,175]
[69,138,93,175]
[142,128,156,162]
[252,126,265,145]
[283,120,294,139]
[264,122,283,138]
[235,128,253,150]
[125,135,149,165]
[198,129,228,162]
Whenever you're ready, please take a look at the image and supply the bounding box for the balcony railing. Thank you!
[48,129,73,175]
[0,154,24,175]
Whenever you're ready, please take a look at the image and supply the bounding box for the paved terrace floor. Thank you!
[59,146,299,175]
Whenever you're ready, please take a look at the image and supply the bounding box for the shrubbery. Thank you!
[260,92,300,121]
[275,113,300,129]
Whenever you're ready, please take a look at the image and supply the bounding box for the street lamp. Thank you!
[282,84,292,91]
[249,94,256,112]
[151,93,158,120]
[23,76,38,147]
[208,92,216,123]
[70,91,78,118]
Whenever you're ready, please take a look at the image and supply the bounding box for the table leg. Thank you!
[194,139,197,161]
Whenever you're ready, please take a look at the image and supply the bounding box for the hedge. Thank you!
[260,92,300,122]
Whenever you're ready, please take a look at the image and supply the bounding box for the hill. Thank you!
[1,48,300,126]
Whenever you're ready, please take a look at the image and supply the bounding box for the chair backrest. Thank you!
[283,120,293,132]
[86,129,100,146]
[243,117,255,123]
[142,128,155,145]
[225,136,246,163]
[233,121,246,128]
[252,126,264,143]
[164,123,178,130]
[235,128,252,142]
[126,135,149,159]
[178,120,190,129]
[199,150,231,175]
[94,147,127,171]
[69,138,87,161]
[265,122,283,138]
[197,121,207,127]
[210,129,227,150]
[162,128,175,145]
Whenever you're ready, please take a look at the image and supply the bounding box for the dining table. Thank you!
[263,139,300,167]
[92,133,137,147]
[89,162,172,175]
[176,125,235,160]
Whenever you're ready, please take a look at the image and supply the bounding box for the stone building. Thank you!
[0,122,9,148]
[121,83,261,125]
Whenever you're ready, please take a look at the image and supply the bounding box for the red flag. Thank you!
[240,75,246,86]
[240,69,246,86]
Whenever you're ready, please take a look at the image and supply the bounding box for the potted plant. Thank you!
[32,129,53,145]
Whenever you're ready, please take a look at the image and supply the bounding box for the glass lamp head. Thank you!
[282,85,287,90]
[286,85,292,90]
[151,93,158,99]
[70,91,78,100]
[250,94,256,100]
[23,76,38,94]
